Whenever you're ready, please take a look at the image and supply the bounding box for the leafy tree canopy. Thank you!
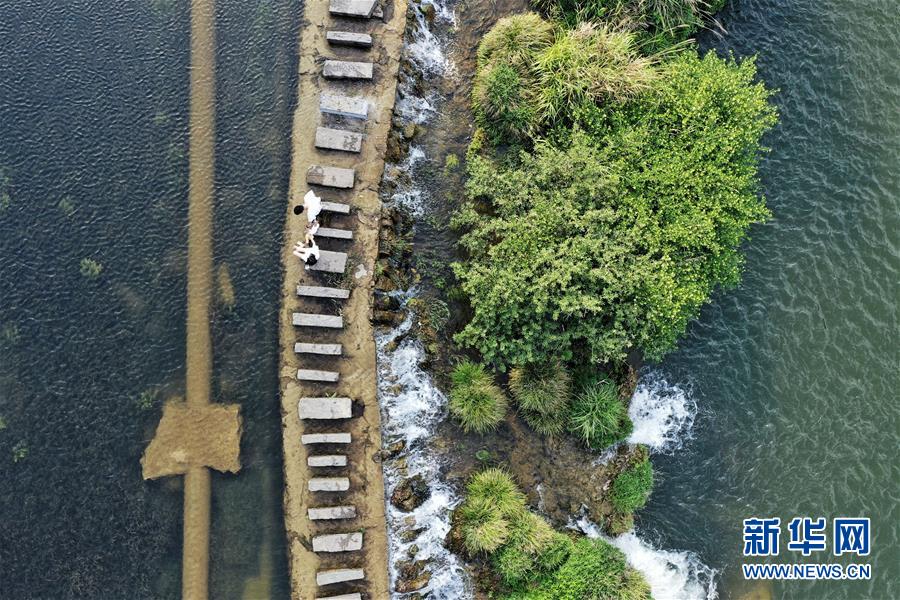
[455,51,776,369]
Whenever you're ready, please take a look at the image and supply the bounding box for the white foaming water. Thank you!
[405,1,455,77]
[628,371,698,453]
[378,5,472,594]
[388,146,428,214]
[575,516,718,600]
[395,93,437,125]
[377,296,471,599]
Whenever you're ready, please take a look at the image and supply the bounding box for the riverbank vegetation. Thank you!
[449,360,509,433]
[450,469,651,598]
[438,0,776,593]
[457,30,776,369]
[533,0,726,50]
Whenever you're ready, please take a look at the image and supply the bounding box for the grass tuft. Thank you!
[567,380,633,449]
[534,23,657,124]
[449,361,508,434]
[460,496,511,554]
[477,13,555,69]
[610,455,654,513]
[467,468,527,516]
[509,361,571,415]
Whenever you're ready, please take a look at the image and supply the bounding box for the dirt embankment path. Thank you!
[141,0,242,598]
[278,1,408,598]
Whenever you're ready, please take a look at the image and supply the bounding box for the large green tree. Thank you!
[455,51,777,368]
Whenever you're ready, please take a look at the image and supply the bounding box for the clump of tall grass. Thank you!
[509,361,572,436]
[509,361,571,414]
[531,0,715,50]
[472,62,537,143]
[459,496,511,553]
[644,0,712,37]
[466,467,528,515]
[567,380,633,449]
[455,467,647,596]
[534,23,657,124]
[449,361,508,434]
[472,13,660,142]
[477,12,555,69]
[521,408,568,436]
[458,469,525,554]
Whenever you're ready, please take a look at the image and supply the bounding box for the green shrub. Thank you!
[509,361,571,415]
[455,51,776,368]
[494,543,536,586]
[568,381,632,449]
[536,533,575,572]
[449,361,508,433]
[510,537,651,599]
[443,153,460,176]
[610,455,654,513]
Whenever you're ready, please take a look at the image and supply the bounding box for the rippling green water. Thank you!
[643,0,899,598]
[0,0,297,597]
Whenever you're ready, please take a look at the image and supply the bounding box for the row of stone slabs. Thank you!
[294,308,345,381]
[302,4,381,595]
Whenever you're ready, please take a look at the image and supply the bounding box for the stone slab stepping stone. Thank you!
[309,250,348,274]
[297,285,350,299]
[320,93,368,120]
[298,369,340,383]
[293,313,343,328]
[328,0,377,18]
[307,165,355,189]
[313,532,364,553]
[316,127,363,153]
[299,397,352,420]
[309,505,356,520]
[323,60,374,81]
[326,31,373,48]
[295,342,343,356]
[316,568,365,586]
[307,455,348,468]
[302,433,352,444]
[321,201,350,214]
[316,227,353,240]
[316,594,362,600]
[309,477,350,492]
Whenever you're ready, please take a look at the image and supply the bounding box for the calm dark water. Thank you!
[0,0,297,597]
[642,0,900,598]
